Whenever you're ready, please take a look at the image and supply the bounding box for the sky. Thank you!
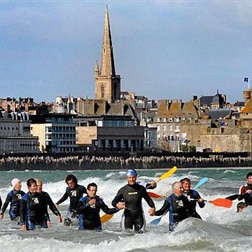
[0,0,252,103]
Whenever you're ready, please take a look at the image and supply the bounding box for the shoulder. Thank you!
[190,189,199,196]
[79,196,88,202]
[239,185,247,193]
[8,190,14,196]
[78,185,86,191]
[166,194,173,202]
[42,191,50,198]
[135,183,145,190]
[118,184,129,192]
[96,196,103,203]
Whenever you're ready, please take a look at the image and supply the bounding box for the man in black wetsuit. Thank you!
[180,177,205,219]
[77,182,119,230]
[150,181,193,231]
[0,178,25,222]
[36,179,62,227]
[112,169,155,233]
[56,174,86,225]
[20,178,48,230]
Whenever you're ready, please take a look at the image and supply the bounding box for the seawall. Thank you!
[0,153,251,170]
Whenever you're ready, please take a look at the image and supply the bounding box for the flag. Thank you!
[244,77,249,82]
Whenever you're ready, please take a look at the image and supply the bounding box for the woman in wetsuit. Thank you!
[0,178,25,222]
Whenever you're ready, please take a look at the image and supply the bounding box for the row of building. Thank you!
[0,88,250,155]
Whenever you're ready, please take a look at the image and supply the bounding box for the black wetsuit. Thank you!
[20,191,48,230]
[0,196,2,211]
[183,189,205,219]
[77,195,119,230]
[155,194,193,231]
[40,191,61,221]
[1,189,25,220]
[112,183,155,232]
[56,184,87,216]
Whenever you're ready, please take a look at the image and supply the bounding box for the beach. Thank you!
[0,168,252,252]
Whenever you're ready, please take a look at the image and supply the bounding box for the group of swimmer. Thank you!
[0,170,251,232]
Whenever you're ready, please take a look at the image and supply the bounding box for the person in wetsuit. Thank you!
[0,178,25,222]
[77,182,119,230]
[36,178,62,227]
[56,174,87,225]
[180,177,205,219]
[20,178,48,231]
[239,172,252,205]
[112,169,155,233]
[150,181,193,231]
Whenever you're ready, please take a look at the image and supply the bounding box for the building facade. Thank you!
[75,115,144,152]
[30,114,77,153]
[0,111,39,153]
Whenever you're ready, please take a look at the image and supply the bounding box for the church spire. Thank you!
[94,7,121,103]
[100,6,116,76]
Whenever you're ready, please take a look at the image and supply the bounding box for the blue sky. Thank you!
[0,0,252,103]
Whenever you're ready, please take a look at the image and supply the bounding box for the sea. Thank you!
[0,167,252,252]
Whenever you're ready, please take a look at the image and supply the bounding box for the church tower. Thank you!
[95,7,121,103]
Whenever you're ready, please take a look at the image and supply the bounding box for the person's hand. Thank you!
[57,215,62,223]
[89,198,96,206]
[246,189,252,194]
[198,198,204,203]
[149,208,155,216]
[150,181,157,187]
[116,202,125,209]
[47,220,51,228]
[0,214,3,220]
[21,224,27,231]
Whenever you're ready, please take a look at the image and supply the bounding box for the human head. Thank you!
[180,177,191,192]
[87,182,98,198]
[11,178,21,190]
[246,172,252,184]
[236,202,247,213]
[126,169,137,185]
[26,178,37,193]
[35,178,43,193]
[172,181,183,196]
[65,174,77,189]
